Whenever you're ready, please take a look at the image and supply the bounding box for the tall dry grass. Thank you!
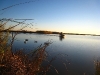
[0,44,49,75]
[95,60,100,75]
[0,20,51,75]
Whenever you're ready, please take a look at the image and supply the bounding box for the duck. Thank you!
[25,39,28,41]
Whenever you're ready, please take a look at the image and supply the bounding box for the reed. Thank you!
[0,44,49,75]
[95,60,100,75]
[0,20,51,75]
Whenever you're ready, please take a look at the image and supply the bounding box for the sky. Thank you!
[0,0,100,35]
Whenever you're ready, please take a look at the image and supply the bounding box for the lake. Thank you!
[11,33,100,75]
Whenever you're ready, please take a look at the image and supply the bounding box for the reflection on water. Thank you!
[12,33,100,75]
[59,36,65,41]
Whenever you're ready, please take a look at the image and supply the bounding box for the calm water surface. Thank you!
[11,33,100,75]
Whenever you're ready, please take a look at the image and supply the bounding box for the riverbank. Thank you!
[1,30,100,36]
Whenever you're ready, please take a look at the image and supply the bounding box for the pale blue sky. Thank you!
[0,0,100,35]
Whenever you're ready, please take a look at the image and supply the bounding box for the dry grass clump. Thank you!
[95,60,100,75]
[0,44,49,75]
[0,21,50,75]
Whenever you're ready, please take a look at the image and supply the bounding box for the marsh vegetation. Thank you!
[0,20,54,75]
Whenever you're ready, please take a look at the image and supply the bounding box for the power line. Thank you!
[0,0,39,11]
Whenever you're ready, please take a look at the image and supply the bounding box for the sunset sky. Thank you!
[0,0,100,35]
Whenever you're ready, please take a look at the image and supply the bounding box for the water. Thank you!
[11,33,100,75]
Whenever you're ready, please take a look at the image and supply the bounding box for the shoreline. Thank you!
[1,30,100,36]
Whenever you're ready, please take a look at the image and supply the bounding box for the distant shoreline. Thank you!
[1,30,100,36]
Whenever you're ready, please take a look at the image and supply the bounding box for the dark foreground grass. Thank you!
[0,22,51,75]
[0,44,49,75]
[95,60,100,75]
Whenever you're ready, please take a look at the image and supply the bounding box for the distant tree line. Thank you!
[36,30,60,34]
